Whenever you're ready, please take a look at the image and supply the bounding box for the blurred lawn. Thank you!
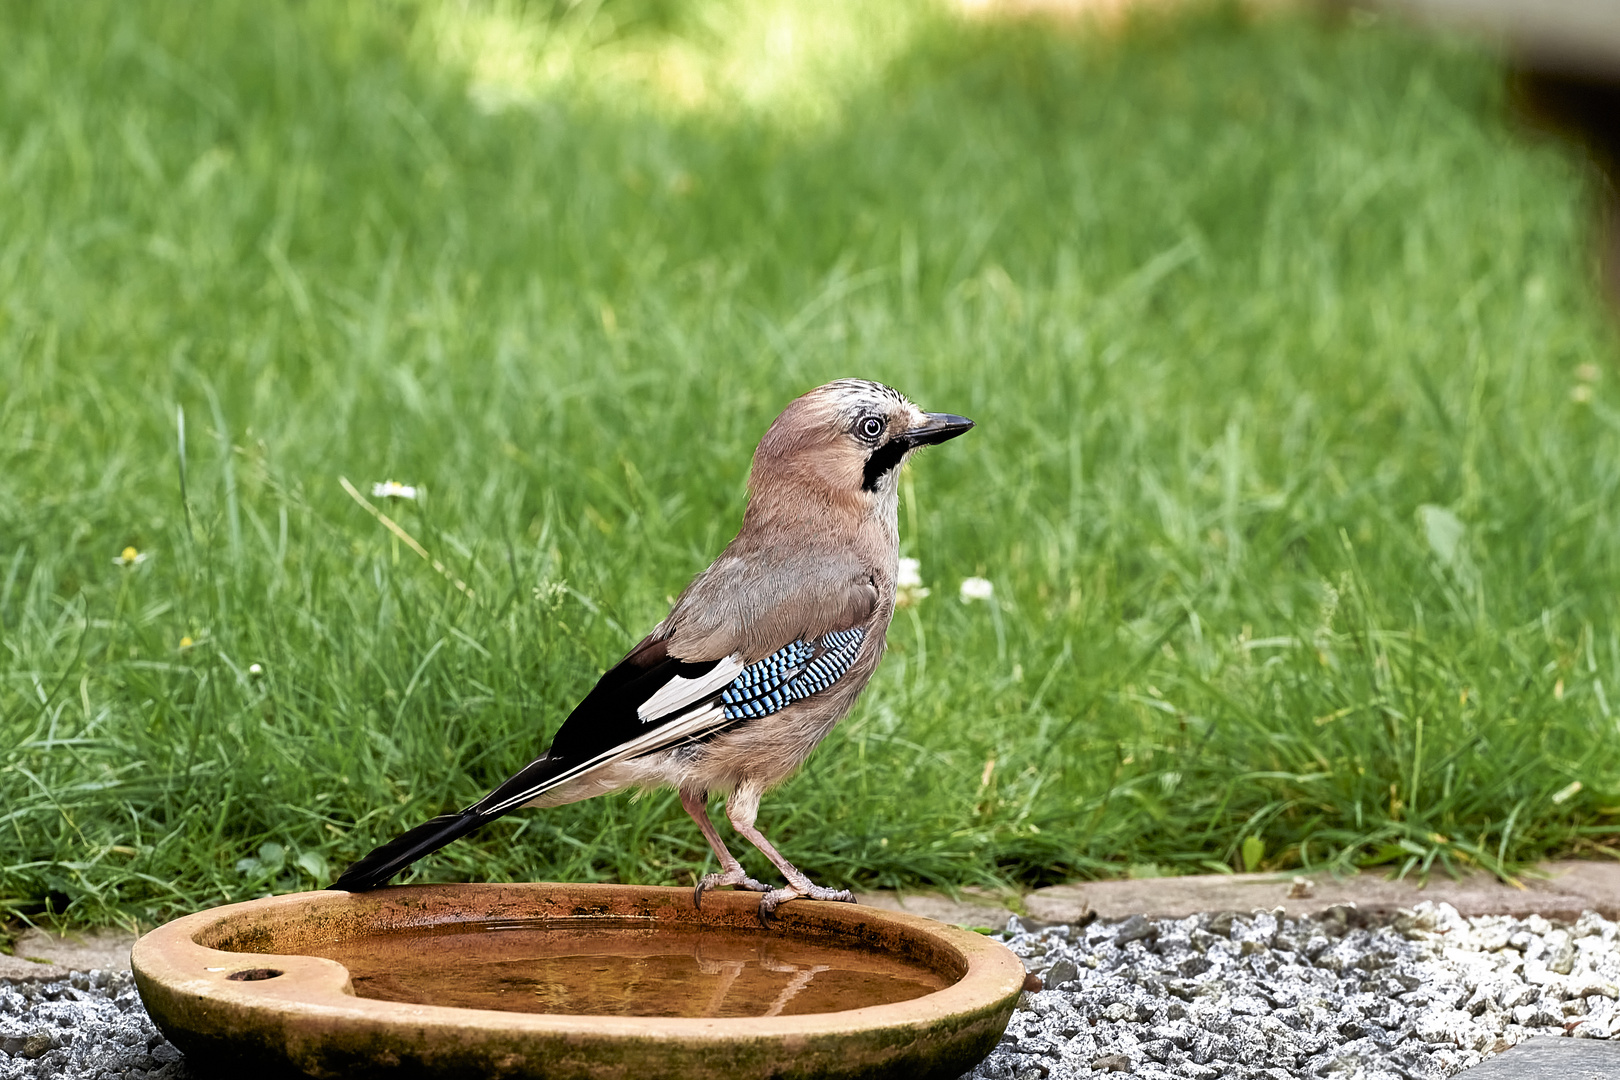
[4,0,1620,927]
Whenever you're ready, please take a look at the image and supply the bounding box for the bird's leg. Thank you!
[683,788,772,908]
[723,784,855,923]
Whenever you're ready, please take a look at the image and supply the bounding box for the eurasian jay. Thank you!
[329,379,974,918]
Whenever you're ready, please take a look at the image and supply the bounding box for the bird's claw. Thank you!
[802,884,856,905]
[755,884,857,927]
[693,870,773,909]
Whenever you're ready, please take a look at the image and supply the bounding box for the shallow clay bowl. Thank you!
[132,882,1025,1079]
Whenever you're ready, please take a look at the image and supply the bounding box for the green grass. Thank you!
[4,0,1620,928]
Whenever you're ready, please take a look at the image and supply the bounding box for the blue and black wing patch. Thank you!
[720,628,866,720]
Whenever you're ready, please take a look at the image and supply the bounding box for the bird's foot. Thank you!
[693,869,774,909]
[756,884,857,926]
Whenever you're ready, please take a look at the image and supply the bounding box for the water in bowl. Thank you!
[301,918,952,1018]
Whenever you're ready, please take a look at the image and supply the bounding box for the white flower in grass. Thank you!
[959,576,994,603]
[371,480,421,500]
[248,663,264,677]
[897,557,923,589]
[895,557,930,607]
[113,546,149,567]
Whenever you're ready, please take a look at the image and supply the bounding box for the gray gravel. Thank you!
[969,901,1620,1080]
[7,902,1620,1079]
[0,970,188,1080]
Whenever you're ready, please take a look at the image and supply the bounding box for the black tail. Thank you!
[329,752,575,892]
[328,812,487,892]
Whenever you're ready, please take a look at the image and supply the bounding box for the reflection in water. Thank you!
[293,918,948,1018]
[760,961,832,1018]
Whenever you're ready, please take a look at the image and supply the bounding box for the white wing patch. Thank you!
[636,654,745,723]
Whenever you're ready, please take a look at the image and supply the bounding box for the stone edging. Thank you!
[860,860,1620,931]
[9,861,1619,982]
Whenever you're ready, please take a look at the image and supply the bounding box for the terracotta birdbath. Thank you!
[131,882,1025,1079]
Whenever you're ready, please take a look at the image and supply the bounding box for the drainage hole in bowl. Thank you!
[226,968,284,981]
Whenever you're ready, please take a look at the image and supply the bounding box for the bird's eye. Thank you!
[858,416,886,441]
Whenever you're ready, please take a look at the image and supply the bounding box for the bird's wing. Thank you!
[467,635,736,815]
[469,625,869,817]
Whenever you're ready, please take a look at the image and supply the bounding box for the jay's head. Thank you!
[749,380,973,514]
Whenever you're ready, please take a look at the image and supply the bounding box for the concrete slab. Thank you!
[1457,1035,1620,1077]
[855,888,1017,929]
[1023,860,1620,924]
[0,927,136,981]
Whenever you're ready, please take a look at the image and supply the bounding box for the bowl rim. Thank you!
[131,881,1027,1042]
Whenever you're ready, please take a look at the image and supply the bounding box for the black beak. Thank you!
[905,413,975,447]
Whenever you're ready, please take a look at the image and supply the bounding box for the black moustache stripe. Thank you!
[861,438,910,492]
